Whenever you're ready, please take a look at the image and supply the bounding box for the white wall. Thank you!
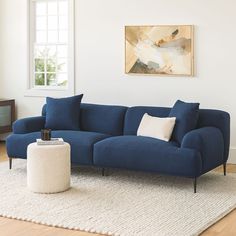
[0,0,44,117]
[1,0,236,161]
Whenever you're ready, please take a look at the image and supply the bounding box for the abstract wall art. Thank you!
[125,25,194,76]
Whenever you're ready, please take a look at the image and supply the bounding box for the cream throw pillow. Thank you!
[137,113,176,142]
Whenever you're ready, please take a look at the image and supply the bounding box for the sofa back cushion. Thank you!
[79,103,127,135]
[124,106,171,135]
[42,103,127,136]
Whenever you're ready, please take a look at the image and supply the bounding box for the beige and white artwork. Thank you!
[125,25,194,76]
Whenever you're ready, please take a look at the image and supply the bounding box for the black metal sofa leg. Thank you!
[9,158,12,170]
[193,177,197,193]
[223,162,226,176]
[102,168,109,176]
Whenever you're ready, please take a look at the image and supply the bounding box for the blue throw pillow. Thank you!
[45,94,83,130]
[169,100,199,143]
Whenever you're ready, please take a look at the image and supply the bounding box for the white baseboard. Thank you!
[228,147,236,164]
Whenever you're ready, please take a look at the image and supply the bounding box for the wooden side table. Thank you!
[0,99,15,134]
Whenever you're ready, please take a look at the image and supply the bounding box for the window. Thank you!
[27,0,74,97]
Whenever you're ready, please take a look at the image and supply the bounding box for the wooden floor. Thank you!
[0,142,236,236]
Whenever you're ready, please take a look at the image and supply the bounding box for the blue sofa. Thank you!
[6,103,230,193]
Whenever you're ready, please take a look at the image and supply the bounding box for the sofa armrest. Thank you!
[13,116,46,134]
[181,127,224,173]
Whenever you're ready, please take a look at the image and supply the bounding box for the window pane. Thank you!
[57,58,67,73]
[34,46,46,58]
[35,59,45,72]
[57,73,68,86]
[47,46,57,58]
[47,73,57,86]
[48,30,58,43]
[35,73,45,85]
[32,0,71,90]
[58,1,68,15]
[48,1,58,15]
[57,45,67,57]
[48,16,58,30]
[59,16,68,30]
[36,31,47,43]
[59,30,68,43]
[36,2,47,16]
[36,16,47,30]
[46,59,56,72]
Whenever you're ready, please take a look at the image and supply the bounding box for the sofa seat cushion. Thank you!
[94,136,202,177]
[7,131,110,165]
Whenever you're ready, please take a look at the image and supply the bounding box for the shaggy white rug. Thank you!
[0,159,236,236]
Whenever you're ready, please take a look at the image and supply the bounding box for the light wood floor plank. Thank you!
[0,142,235,235]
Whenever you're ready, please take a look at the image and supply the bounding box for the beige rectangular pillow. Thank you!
[137,113,176,142]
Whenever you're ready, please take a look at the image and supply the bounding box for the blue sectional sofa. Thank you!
[6,103,230,193]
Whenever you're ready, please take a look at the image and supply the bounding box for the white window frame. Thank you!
[25,0,75,97]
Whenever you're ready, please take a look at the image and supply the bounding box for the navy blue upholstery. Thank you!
[7,102,230,183]
[123,106,170,135]
[123,106,230,164]
[7,132,41,158]
[94,136,202,178]
[43,103,127,136]
[181,127,224,173]
[42,104,47,116]
[197,109,230,162]
[169,100,199,143]
[52,131,110,164]
[6,130,109,165]
[45,94,83,130]
[79,103,127,136]
[13,116,46,134]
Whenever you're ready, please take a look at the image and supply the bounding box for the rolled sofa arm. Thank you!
[181,127,224,173]
[13,116,46,134]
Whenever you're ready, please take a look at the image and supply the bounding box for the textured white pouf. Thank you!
[27,142,71,193]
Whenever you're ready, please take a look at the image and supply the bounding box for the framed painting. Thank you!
[125,25,194,76]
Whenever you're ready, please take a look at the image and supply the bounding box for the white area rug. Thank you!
[0,160,236,236]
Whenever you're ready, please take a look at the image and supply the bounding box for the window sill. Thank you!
[24,88,75,98]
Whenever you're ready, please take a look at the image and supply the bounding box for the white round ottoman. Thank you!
[27,142,71,193]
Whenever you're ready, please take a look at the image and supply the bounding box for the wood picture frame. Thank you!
[125,25,194,76]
